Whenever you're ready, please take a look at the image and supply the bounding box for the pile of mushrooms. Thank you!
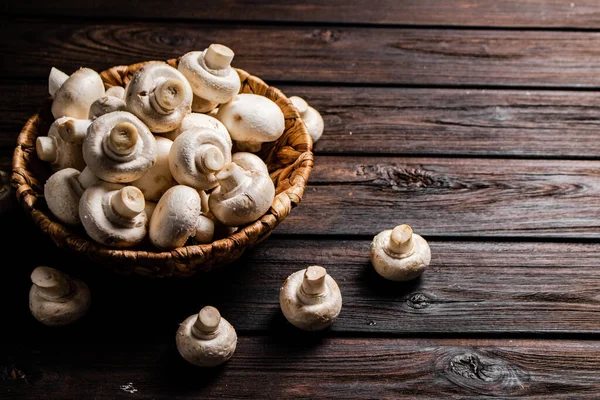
[37,44,324,250]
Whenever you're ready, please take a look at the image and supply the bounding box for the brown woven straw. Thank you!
[11,58,313,277]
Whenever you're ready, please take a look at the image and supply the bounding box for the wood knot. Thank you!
[438,350,529,396]
[310,29,341,43]
[407,292,431,309]
[357,164,453,190]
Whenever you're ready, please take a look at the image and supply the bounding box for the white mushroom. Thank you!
[105,86,125,99]
[79,183,147,248]
[131,136,175,201]
[144,201,157,223]
[89,90,127,120]
[29,266,91,326]
[36,117,86,172]
[57,117,92,144]
[279,266,342,331]
[168,127,232,191]
[50,67,105,119]
[83,111,157,183]
[208,162,275,227]
[370,224,431,281]
[0,170,16,214]
[149,185,214,250]
[125,62,193,133]
[216,94,285,152]
[289,96,324,143]
[163,112,231,143]
[232,152,269,176]
[176,306,237,367]
[43,167,91,225]
[178,44,241,113]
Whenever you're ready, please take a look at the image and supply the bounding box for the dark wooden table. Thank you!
[2,1,600,398]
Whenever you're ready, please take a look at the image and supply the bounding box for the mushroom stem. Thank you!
[192,306,221,339]
[107,122,139,156]
[150,78,186,113]
[235,141,262,153]
[388,224,414,255]
[77,167,99,190]
[301,266,328,296]
[36,136,58,163]
[204,44,235,70]
[30,266,71,300]
[58,119,91,144]
[195,145,225,174]
[110,186,145,220]
[215,163,248,193]
[49,67,69,97]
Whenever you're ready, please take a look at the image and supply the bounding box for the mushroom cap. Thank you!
[105,86,125,99]
[176,309,237,367]
[216,94,285,143]
[79,183,147,248]
[37,117,86,172]
[208,164,275,227]
[131,136,175,201]
[232,152,269,176]
[125,62,193,133]
[44,168,84,225]
[51,67,106,119]
[289,96,324,143]
[29,270,91,327]
[279,267,342,331]
[149,185,202,250]
[164,112,231,144]
[369,230,431,281]
[168,127,232,191]
[194,214,215,244]
[83,111,157,183]
[89,95,127,119]
[191,95,219,113]
[178,47,241,104]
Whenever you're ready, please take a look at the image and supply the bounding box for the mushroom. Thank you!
[149,185,214,250]
[279,266,342,331]
[44,168,87,225]
[131,136,175,201]
[89,90,127,120]
[105,86,125,99]
[289,96,324,143]
[178,44,241,113]
[83,111,157,183]
[232,152,269,176]
[57,117,92,144]
[370,224,431,281]
[0,170,16,214]
[176,306,237,367]
[208,162,275,227]
[36,117,86,172]
[29,266,91,326]
[144,201,157,223]
[168,127,232,191]
[163,112,231,143]
[79,183,147,248]
[125,62,193,133]
[216,94,285,152]
[50,67,105,120]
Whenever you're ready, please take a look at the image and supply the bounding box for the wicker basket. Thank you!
[11,58,313,278]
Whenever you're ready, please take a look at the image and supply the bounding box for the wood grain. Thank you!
[4,81,600,159]
[2,338,600,399]
[4,0,600,29]
[5,21,600,87]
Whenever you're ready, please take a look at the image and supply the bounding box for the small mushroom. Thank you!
[0,170,16,214]
[176,306,237,367]
[44,168,87,225]
[279,266,342,331]
[29,266,91,326]
[208,162,275,227]
[149,185,214,250]
[370,224,431,281]
[232,152,269,176]
[89,92,127,120]
[79,183,147,248]
[163,112,231,143]
[131,136,175,201]
[105,86,125,99]
[125,62,193,133]
[289,96,324,143]
[83,111,157,183]
[216,94,285,152]
[36,117,86,172]
[178,44,241,113]
[50,67,105,119]
[57,117,92,145]
[168,127,232,191]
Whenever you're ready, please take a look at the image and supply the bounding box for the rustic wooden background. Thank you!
[2,1,600,398]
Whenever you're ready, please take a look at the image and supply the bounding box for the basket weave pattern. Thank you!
[11,58,313,277]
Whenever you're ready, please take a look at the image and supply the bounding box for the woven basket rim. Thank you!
[11,59,313,277]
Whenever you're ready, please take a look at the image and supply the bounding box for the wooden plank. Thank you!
[3,1,600,29]
[4,81,600,159]
[2,338,600,399]
[4,21,600,87]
